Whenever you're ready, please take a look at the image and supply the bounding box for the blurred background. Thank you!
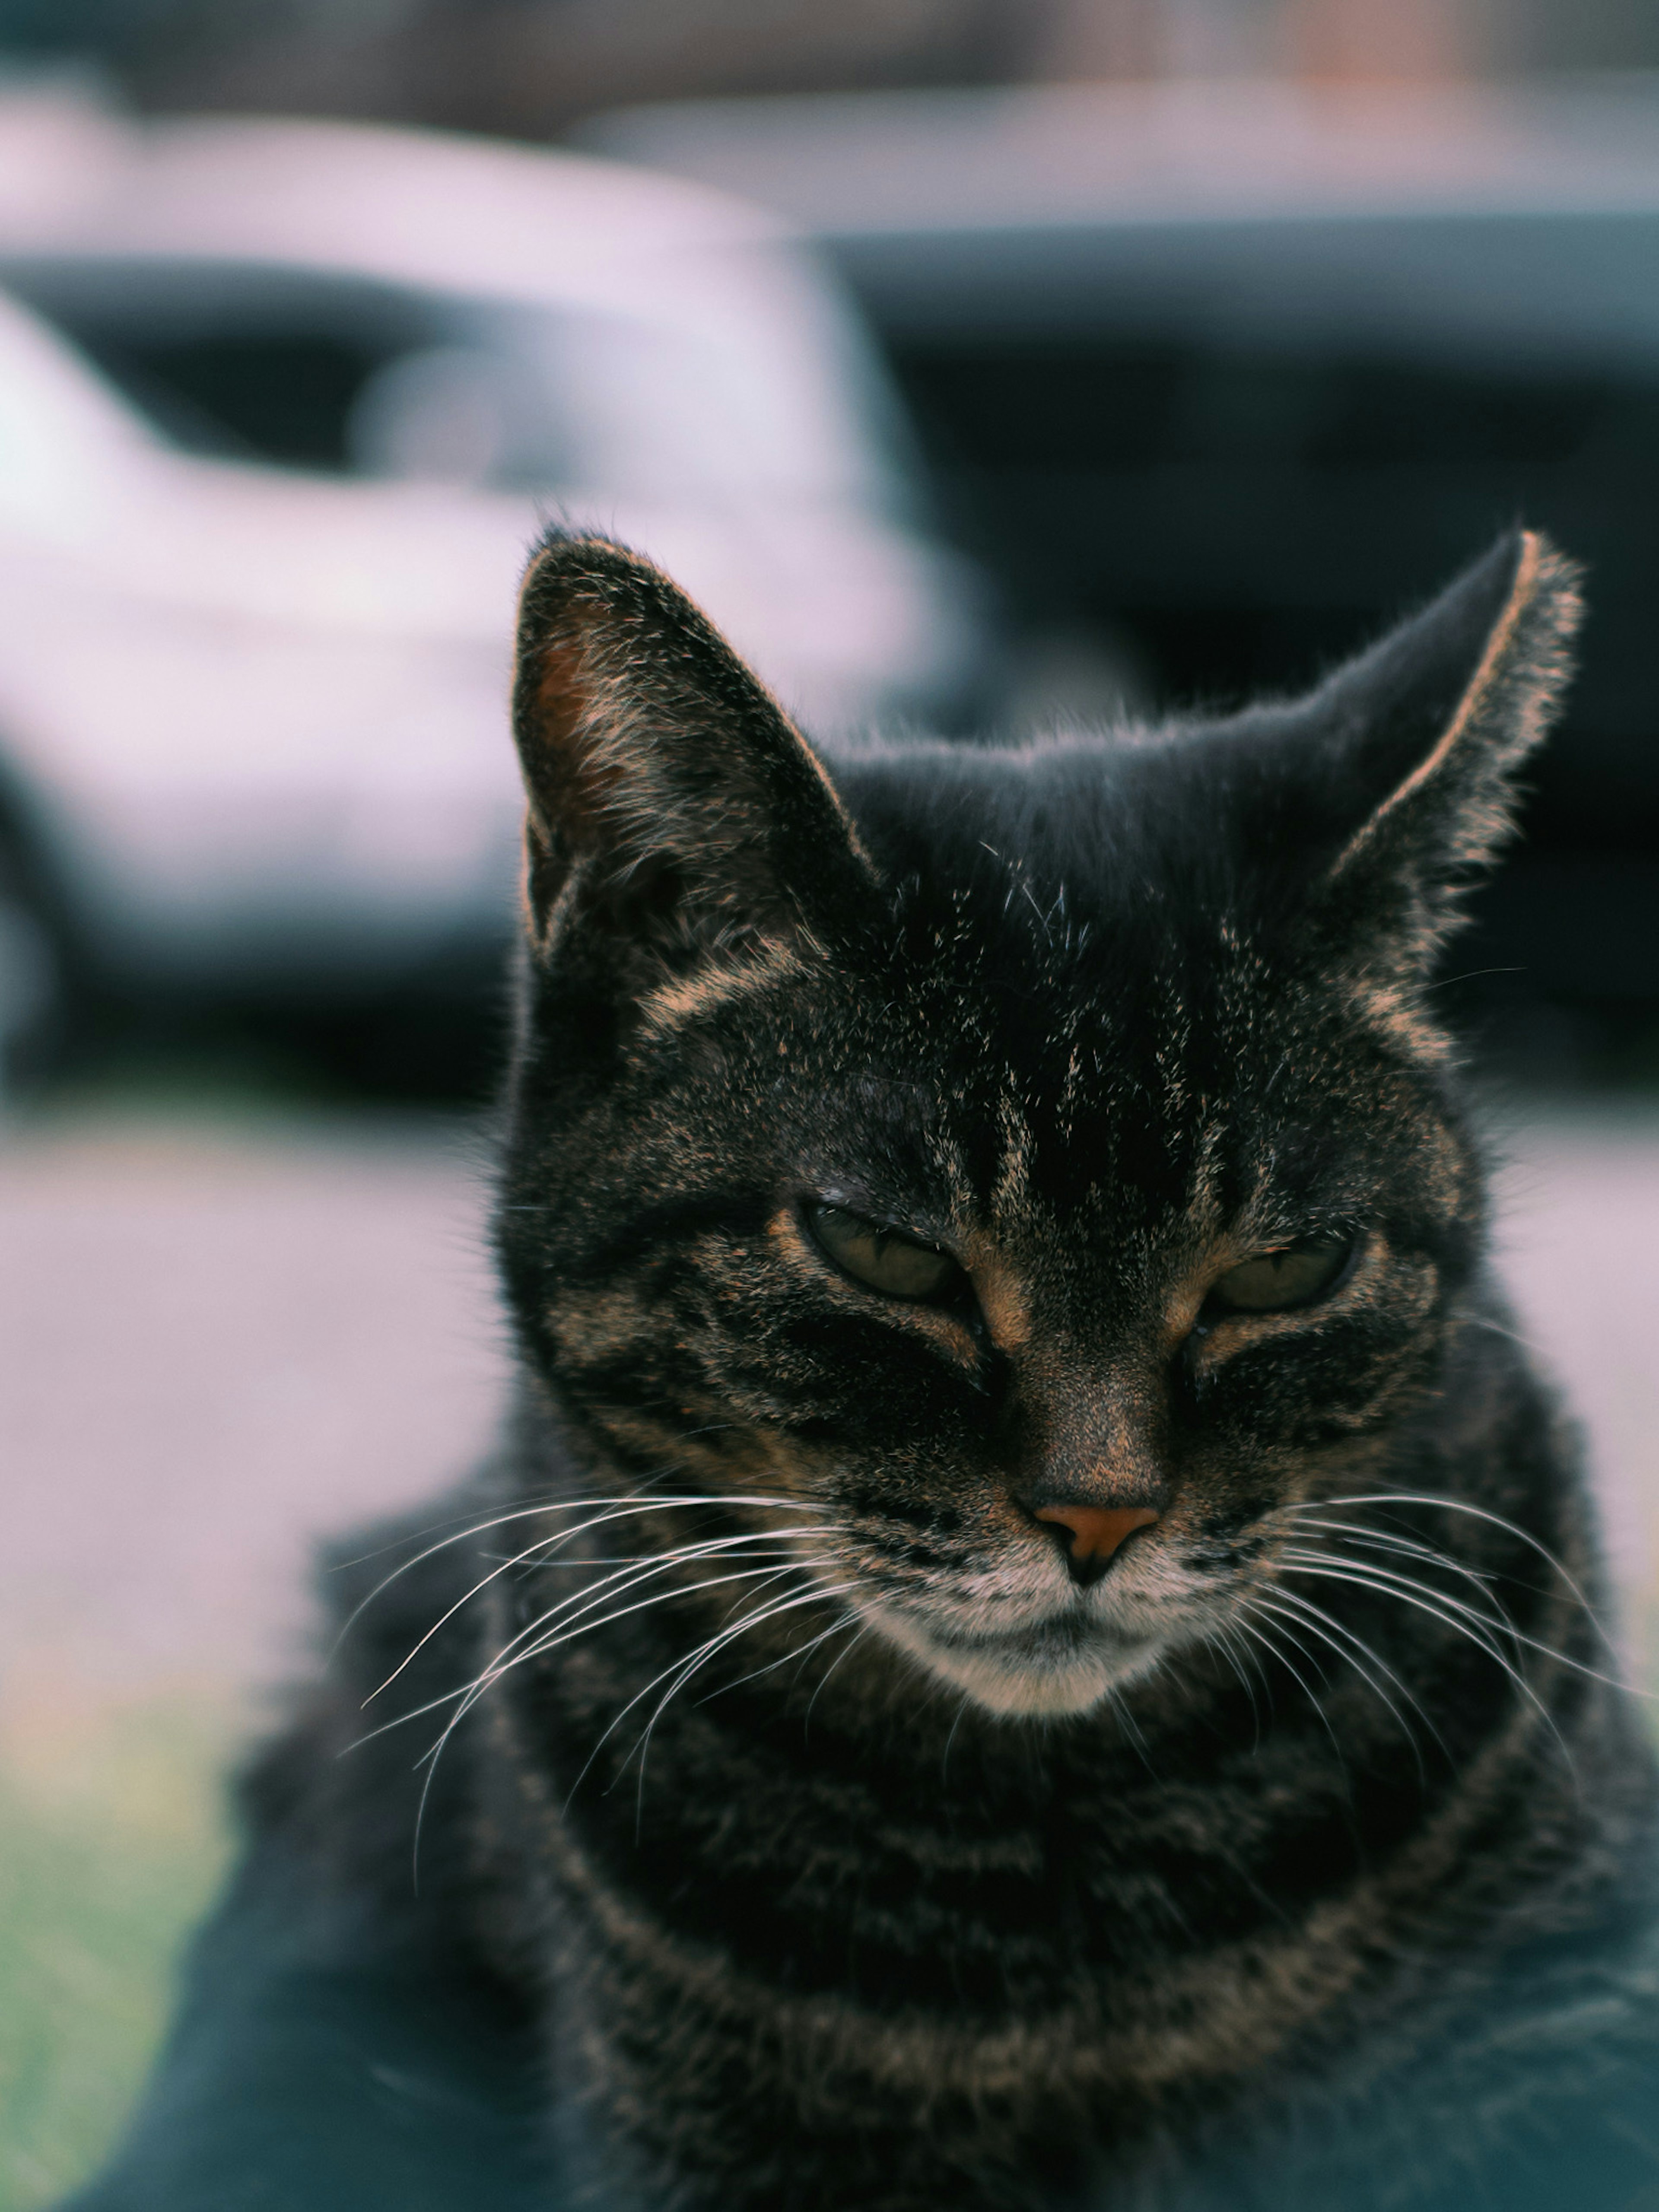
[5,0,1659,2204]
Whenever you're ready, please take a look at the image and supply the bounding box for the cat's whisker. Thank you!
[616,1582,866,1820]
[524,1572,856,1821]
[1250,1589,1438,1780]
[407,1562,843,1869]
[1287,1517,1511,1606]
[699,1610,863,1707]
[479,1541,836,1691]
[1283,1507,1548,1621]
[1281,1511,1631,1691]
[1267,1554,1578,1778]
[803,1620,872,1735]
[1233,1599,1361,1778]
[1204,1621,1269,1743]
[1452,1306,1544,1354]
[362,1506,834,1701]
[507,1556,839,1690]
[352,1546,835,1757]
[1217,1616,1282,1735]
[1290,1491,1618,1658]
[940,1689,973,1784]
[1278,1543,1528,1653]
[489,1552,845,1708]
[1103,1684,1159,1777]
[1278,1519,1619,1708]
[1275,1543,1619,1704]
[335,1487,832,1659]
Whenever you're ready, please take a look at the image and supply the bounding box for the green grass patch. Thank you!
[0,1692,235,2212]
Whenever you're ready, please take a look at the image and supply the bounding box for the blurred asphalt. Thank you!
[0,1102,1655,1716]
[0,1112,511,1715]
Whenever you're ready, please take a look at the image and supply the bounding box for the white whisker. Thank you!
[1252,1589,1438,1779]
[1290,1491,1618,1659]
[1268,1554,1577,1779]
[1234,1599,1357,1777]
[621,1583,865,1816]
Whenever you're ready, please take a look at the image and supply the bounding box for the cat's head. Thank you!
[496,528,1579,1720]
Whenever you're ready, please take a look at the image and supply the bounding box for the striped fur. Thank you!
[301,529,1659,2209]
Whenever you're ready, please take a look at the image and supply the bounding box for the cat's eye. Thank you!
[805,1202,963,1304]
[1208,1238,1352,1315]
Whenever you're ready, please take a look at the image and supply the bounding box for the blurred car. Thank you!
[586,78,1659,1031]
[0,93,984,1092]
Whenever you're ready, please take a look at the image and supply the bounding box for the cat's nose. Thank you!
[1033,1503,1160,1587]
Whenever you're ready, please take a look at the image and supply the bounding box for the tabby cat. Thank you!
[76,528,1659,2212]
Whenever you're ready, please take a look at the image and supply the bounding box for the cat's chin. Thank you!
[864,1602,1169,1719]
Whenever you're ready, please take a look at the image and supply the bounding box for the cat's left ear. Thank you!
[509,532,874,969]
[1260,528,1582,966]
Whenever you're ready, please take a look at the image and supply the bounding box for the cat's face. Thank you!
[498,531,1577,1719]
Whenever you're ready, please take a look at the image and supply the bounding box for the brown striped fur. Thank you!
[264,529,1659,2210]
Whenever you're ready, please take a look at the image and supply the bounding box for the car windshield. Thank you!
[0,254,919,517]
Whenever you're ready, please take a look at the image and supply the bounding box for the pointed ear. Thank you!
[1275,528,1582,967]
[510,533,872,974]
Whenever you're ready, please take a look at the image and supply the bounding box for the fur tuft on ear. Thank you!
[510,532,872,970]
[1228,528,1583,973]
[1323,528,1581,899]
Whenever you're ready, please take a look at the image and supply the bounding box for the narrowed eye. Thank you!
[1208,1238,1352,1316]
[806,1202,963,1304]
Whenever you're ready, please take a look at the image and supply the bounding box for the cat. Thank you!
[71,526,1659,2212]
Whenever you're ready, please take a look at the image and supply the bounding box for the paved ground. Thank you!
[0,1109,510,1714]
[1,1097,1657,1717]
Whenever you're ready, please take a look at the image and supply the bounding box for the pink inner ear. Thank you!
[520,624,631,853]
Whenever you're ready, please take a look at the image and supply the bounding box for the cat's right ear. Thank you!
[509,534,874,973]
[1219,529,1582,973]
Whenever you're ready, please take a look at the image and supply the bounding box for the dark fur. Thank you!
[77,530,1659,2212]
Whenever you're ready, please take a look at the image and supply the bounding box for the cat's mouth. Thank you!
[862,1591,1174,1718]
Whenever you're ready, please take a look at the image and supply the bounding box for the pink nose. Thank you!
[1033,1503,1160,1564]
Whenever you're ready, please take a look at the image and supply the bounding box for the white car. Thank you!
[0,97,984,1089]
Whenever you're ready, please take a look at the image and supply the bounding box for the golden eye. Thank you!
[1209,1238,1352,1315]
[806,1202,962,1303]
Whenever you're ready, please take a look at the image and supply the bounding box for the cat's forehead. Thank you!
[774,737,1414,1239]
[828,729,1173,912]
[784,962,1268,1250]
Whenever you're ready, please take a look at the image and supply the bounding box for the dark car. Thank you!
[586,78,1659,1054]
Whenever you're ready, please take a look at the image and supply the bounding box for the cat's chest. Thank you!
[505,1677,1376,2028]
